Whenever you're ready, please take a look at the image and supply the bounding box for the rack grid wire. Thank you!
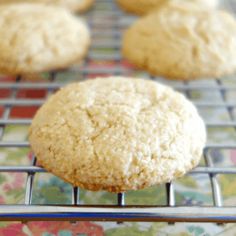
[0,0,236,223]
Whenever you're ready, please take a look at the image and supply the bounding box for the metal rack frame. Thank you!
[0,0,236,222]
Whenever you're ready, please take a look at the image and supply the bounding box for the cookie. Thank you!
[117,0,218,15]
[0,0,95,13]
[122,4,236,80]
[29,77,206,192]
[0,4,90,75]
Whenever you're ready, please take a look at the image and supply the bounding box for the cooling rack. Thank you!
[0,0,236,223]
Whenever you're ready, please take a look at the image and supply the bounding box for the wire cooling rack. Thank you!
[0,0,236,223]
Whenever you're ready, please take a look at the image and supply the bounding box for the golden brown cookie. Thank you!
[117,0,218,15]
[0,0,95,13]
[122,4,236,80]
[0,4,90,75]
[29,77,206,192]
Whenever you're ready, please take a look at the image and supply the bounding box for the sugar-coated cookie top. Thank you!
[122,4,236,80]
[0,0,94,12]
[0,4,90,75]
[117,0,218,15]
[29,77,206,192]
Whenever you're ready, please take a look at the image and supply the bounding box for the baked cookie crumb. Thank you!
[29,77,206,192]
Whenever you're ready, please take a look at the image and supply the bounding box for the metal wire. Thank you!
[72,187,79,206]
[0,0,236,222]
[117,193,125,206]
[24,157,36,205]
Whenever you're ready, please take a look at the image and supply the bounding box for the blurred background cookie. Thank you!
[117,0,218,15]
[0,0,95,13]
[122,4,236,80]
[0,4,90,76]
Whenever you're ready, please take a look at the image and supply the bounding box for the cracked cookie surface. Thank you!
[29,77,206,192]
[122,4,236,80]
[0,4,90,75]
